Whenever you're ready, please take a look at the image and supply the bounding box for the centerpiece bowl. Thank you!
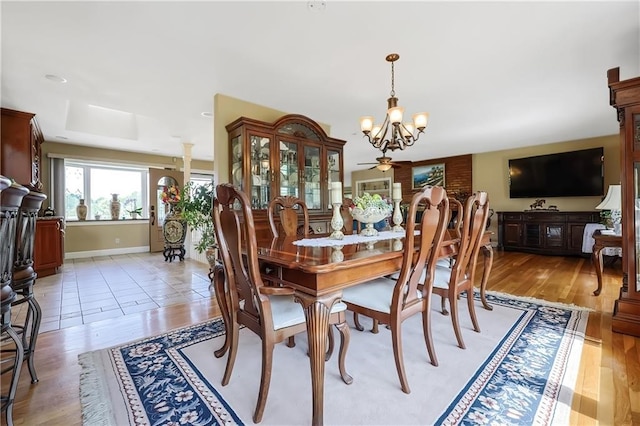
[350,206,392,237]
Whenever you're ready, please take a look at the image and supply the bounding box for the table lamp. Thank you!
[595,184,621,234]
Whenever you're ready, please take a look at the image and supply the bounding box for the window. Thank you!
[64,160,148,220]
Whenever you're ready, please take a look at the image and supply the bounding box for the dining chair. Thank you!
[341,185,450,394]
[212,183,352,423]
[267,195,312,238]
[432,191,490,350]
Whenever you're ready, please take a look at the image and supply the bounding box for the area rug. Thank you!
[79,292,589,425]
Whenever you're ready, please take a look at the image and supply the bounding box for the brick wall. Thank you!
[393,154,472,201]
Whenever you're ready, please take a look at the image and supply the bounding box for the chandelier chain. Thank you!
[390,60,395,98]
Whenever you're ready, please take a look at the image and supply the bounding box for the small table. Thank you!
[591,230,622,296]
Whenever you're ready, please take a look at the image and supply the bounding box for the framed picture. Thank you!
[412,163,445,189]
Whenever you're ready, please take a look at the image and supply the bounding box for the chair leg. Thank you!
[221,317,239,386]
[3,326,24,426]
[213,267,231,358]
[421,299,438,367]
[440,295,449,315]
[325,327,334,361]
[467,288,480,333]
[449,292,466,350]
[371,319,379,334]
[25,295,41,383]
[353,312,364,331]
[253,340,275,423]
[334,321,353,385]
[390,318,410,394]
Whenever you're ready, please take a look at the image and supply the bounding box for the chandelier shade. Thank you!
[360,53,428,153]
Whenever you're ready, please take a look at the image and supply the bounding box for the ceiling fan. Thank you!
[357,155,411,171]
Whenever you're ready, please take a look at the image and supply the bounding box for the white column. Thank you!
[182,142,194,182]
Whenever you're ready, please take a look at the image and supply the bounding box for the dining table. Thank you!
[212,229,493,425]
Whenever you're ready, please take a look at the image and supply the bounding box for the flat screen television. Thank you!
[509,147,604,198]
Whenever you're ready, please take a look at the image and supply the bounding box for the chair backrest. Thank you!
[268,196,311,238]
[340,198,355,235]
[0,183,29,291]
[449,191,490,285]
[392,185,449,313]
[15,190,47,273]
[447,197,464,237]
[213,183,274,335]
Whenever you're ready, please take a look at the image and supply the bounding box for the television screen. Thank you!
[509,147,604,198]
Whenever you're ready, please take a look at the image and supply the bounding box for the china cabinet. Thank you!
[608,67,640,337]
[226,114,345,240]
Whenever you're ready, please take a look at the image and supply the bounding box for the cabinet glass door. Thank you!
[231,135,243,188]
[279,140,299,198]
[304,145,322,210]
[250,135,271,209]
[327,149,341,205]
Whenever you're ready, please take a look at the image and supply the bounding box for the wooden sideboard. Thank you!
[497,211,600,256]
[34,217,64,277]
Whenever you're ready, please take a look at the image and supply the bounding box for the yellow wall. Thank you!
[473,134,620,237]
[65,222,148,253]
[41,141,214,255]
[213,93,330,184]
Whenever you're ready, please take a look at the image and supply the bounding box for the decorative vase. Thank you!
[162,202,187,262]
[110,194,121,220]
[76,199,87,221]
[350,206,392,237]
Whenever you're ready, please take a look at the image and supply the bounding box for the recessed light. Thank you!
[201,112,212,117]
[45,74,67,83]
[307,1,326,12]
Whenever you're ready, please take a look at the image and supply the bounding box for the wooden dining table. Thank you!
[213,229,493,425]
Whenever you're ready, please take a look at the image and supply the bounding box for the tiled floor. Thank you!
[12,253,213,333]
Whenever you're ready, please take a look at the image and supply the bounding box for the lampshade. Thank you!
[595,185,621,210]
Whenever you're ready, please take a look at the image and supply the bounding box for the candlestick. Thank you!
[392,182,402,201]
[331,182,342,205]
[392,200,404,232]
[329,202,344,240]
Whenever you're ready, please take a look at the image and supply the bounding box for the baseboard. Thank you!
[65,246,151,259]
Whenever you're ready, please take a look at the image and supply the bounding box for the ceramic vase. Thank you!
[76,199,87,221]
[110,194,121,220]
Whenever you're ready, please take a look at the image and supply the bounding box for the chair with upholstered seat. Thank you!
[268,196,313,238]
[432,191,490,350]
[341,185,449,393]
[212,183,352,423]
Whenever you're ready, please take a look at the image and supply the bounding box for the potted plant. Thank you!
[127,207,143,219]
[178,181,217,266]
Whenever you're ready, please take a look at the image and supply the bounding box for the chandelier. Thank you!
[359,53,429,153]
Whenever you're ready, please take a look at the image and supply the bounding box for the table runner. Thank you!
[293,230,408,247]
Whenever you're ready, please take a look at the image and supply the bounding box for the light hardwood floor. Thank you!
[3,250,640,425]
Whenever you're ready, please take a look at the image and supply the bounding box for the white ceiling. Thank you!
[2,1,639,182]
